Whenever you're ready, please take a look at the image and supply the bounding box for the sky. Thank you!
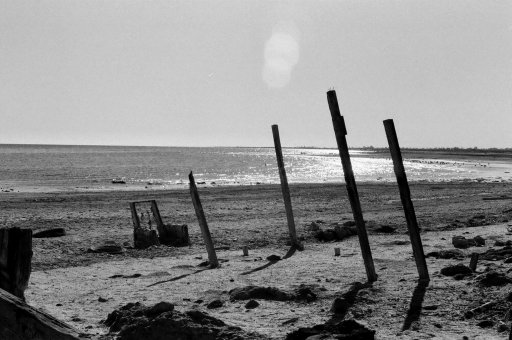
[1,0,511,148]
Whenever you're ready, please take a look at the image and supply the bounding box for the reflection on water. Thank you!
[0,145,510,193]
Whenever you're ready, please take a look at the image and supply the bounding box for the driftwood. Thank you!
[0,288,84,340]
[0,228,32,300]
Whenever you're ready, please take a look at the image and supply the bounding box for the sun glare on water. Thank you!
[262,21,300,89]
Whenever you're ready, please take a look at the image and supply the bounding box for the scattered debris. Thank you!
[480,246,512,261]
[229,285,319,302]
[477,271,512,287]
[440,264,472,277]
[494,240,512,247]
[286,319,375,340]
[207,299,224,309]
[465,301,497,319]
[229,286,290,301]
[309,222,358,242]
[88,241,124,254]
[104,301,265,339]
[426,249,464,259]
[452,235,485,249]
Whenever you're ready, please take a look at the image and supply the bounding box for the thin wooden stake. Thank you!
[272,124,303,250]
[383,119,429,282]
[189,171,219,268]
[327,90,377,282]
[469,253,479,272]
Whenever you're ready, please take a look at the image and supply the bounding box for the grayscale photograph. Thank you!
[1,1,511,339]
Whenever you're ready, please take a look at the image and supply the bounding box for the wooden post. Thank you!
[327,90,377,282]
[0,289,83,340]
[272,124,303,250]
[150,200,165,231]
[469,253,479,272]
[0,228,32,300]
[189,171,219,268]
[334,247,341,256]
[129,202,141,229]
[383,119,429,282]
[242,246,249,256]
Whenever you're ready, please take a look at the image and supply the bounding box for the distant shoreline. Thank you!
[0,143,511,153]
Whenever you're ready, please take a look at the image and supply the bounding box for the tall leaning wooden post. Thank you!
[272,124,303,251]
[383,119,429,282]
[327,90,377,282]
[189,171,219,268]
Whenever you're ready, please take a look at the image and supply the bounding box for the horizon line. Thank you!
[0,142,510,151]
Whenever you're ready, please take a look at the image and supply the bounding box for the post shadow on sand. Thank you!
[402,280,429,331]
[147,268,211,287]
[240,245,298,276]
[326,281,372,325]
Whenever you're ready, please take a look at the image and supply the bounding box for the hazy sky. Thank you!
[1,0,511,148]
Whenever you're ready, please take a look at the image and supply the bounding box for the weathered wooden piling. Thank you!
[130,201,160,249]
[242,246,249,256]
[0,227,32,300]
[327,90,377,282]
[383,119,429,282]
[272,124,303,250]
[189,171,219,268]
[469,253,479,272]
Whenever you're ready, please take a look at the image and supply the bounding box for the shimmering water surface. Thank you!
[0,145,510,193]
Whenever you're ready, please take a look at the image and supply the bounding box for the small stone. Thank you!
[244,300,259,309]
[98,297,108,302]
[477,320,494,328]
[207,299,224,309]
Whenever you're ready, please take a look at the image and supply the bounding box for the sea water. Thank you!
[0,144,510,193]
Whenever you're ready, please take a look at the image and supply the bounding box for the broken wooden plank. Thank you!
[0,288,84,340]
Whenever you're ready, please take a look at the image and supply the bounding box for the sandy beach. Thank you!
[1,180,511,338]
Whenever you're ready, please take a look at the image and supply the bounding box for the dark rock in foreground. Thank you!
[440,264,472,277]
[286,319,375,340]
[478,271,512,287]
[104,301,265,340]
